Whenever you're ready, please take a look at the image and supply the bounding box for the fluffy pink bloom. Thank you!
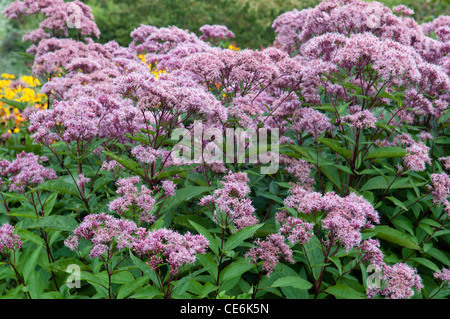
[77,173,90,189]
[101,160,124,172]
[5,151,57,193]
[342,110,377,129]
[279,156,315,188]
[284,184,324,214]
[439,156,450,171]
[434,268,450,286]
[245,233,294,276]
[393,5,414,17]
[131,145,161,164]
[279,217,314,245]
[0,224,22,253]
[419,131,433,141]
[109,177,156,224]
[199,24,235,42]
[396,133,431,172]
[199,171,258,230]
[66,213,138,258]
[321,192,379,252]
[360,239,384,267]
[132,228,209,275]
[380,263,423,299]
[292,107,331,139]
[161,180,176,197]
[430,172,450,216]
[3,0,100,45]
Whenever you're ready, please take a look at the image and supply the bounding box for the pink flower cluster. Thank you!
[2,151,57,193]
[132,228,209,275]
[430,172,450,216]
[342,110,378,130]
[3,0,100,50]
[108,177,157,224]
[272,0,449,124]
[199,171,258,230]
[65,213,138,258]
[0,224,22,253]
[278,216,314,245]
[284,185,379,252]
[368,263,423,299]
[439,156,450,171]
[396,133,431,172]
[245,233,294,276]
[433,268,450,286]
[292,107,331,139]
[322,192,379,252]
[199,24,235,42]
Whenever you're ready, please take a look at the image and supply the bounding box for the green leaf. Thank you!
[27,215,78,232]
[438,109,450,124]
[157,164,200,179]
[161,186,213,214]
[117,276,148,299]
[219,258,254,284]
[426,248,450,267]
[365,147,407,160]
[318,138,351,160]
[188,220,219,256]
[373,225,420,250]
[43,192,58,217]
[22,247,41,284]
[361,176,422,191]
[196,253,218,279]
[386,196,408,211]
[410,257,439,272]
[80,272,109,294]
[225,224,263,251]
[16,229,45,247]
[302,236,324,280]
[103,150,144,176]
[271,276,313,290]
[38,178,80,198]
[129,251,158,285]
[325,284,365,299]
[0,98,27,111]
[130,285,162,299]
[259,192,284,205]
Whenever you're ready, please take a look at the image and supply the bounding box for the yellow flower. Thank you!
[1,74,15,80]
[21,75,41,87]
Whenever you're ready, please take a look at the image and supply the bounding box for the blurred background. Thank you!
[0,0,448,75]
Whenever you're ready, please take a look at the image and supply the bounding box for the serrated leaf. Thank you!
[373,225,420,250]
[365,147,407,160]
[318,138,351,160]
[325,284,365,299]
[27,215,78,232]
[160,186,213,214]
[129,251,158,285]
[219,258,254,284]
[225,224,263,251]
[103,150,144,176]
[188,220,219,256]
[117,276,148,299]
[386,196,408,211]
[410,257,439,272]
[271,276,312,290]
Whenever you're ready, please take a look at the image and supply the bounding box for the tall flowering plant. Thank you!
[0,0,448,300]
